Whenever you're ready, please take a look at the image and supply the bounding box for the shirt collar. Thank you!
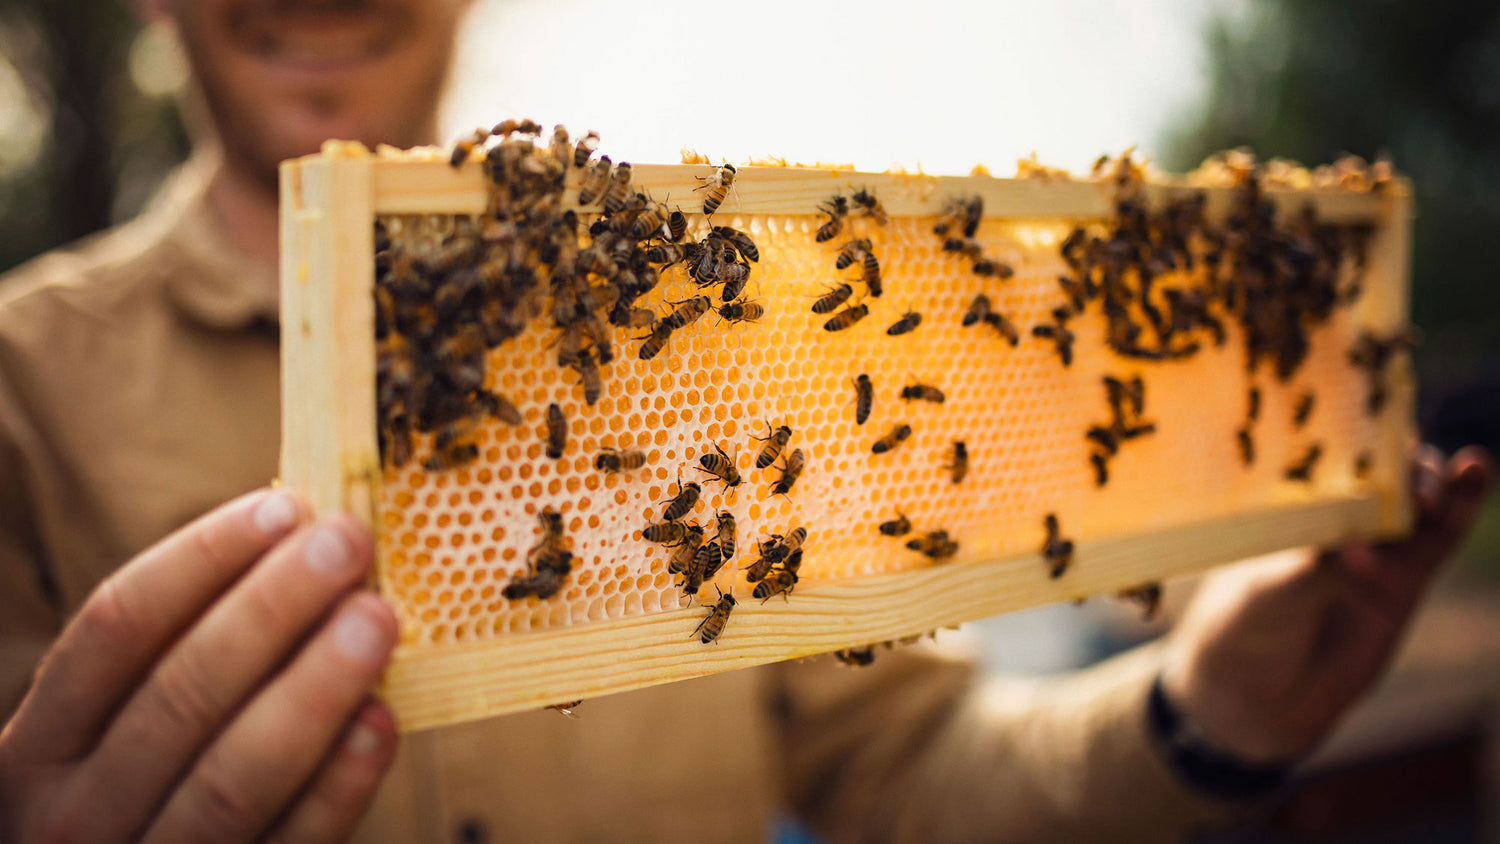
[154,149,281,330]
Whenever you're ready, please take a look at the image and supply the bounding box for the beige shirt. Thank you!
[0,157,1228,842]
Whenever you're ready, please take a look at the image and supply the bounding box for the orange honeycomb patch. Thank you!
[375,209,1378,649]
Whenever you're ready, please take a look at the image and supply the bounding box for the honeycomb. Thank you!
[373,172,1387,650]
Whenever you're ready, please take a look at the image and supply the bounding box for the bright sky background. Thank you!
[443,0,1247,177]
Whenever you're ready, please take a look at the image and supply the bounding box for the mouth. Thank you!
[228,0,410,72]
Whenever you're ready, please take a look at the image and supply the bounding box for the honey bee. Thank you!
[1085,425,1119,456]
[629,201,671,240]
[824,303,870,332]
[1354,450,1373,478]
[851,188,889,225]
[906,530,958,559]
[531,508,567,558]
[900,383,945,403]
[711,226,759,262]
[697,442,742,489]
[694,585,737,644]
[878,512,911,536]
[1032,319,1076,366]
[1292,391,1315,428]
[739,538,777,584]
[595,447,647,473]
[834,647,876,667]
[835,239,872,270]
[1090,452,1110,486]
[696,163,737,216]
[637,321,674,361]
[861,251,883,297]
[475,390,524,426]
[871,424,912,454]
[933,196,983,238]
[854,374,874,424]
[424,438,479,471]
[714,510,737,562]
[693,539,726,581]
[754,423,793,469]
[645,242,692,266]
[571,348,603,405]
[1117,582,1162,620]
[816,195,850,242]
[781,526,807,556]
[601,162,633,214]
[754,567,798,603]
[547,699,584,719]
[573,130,600,168]
[1057,275,1088,313]
[718,267,752,303]
[970,253,1013,277]
[643,521,691,544]
[545,403,567,459]
[944,440,969,484]
[577,155,612,205]
[718,299,764,324]
[502,568,568,601]
[1284,443,1323,482]
[665,210,688,242]
[448,127,488,167]
[984,312,1021,346]
[666,524,707,574]
[662,295,712,332]
[963,294,992,327]
[609,303,657,329]
[882,310,918,337]
[660,480,702,521]
[812,283,854,314]
[1236,427,1254,466]
[1042,513,1074,579]
[772,448,806,496]
[492,118,542,136]
[1247,386,1261,422]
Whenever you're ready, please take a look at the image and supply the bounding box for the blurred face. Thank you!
[160,0,469,188]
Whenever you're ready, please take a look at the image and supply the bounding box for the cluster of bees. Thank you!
[638,425,808,643]
[810,191,889,332]
[1085,376,1156,487]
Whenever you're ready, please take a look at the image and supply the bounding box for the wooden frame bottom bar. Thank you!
[384,495,1381,732]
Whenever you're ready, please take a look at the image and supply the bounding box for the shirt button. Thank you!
[455,817,488,844]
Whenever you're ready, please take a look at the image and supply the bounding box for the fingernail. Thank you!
[333,607,389,663]
[305,524,354,578]
[253,492,298,536]
[345,721,383,756]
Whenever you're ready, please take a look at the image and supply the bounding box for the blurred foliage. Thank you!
[1164,0,1500,458]
[0,0,188,278]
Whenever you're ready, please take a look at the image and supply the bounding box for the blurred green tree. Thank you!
[0,0,188,277]
[1164,0,1500,451]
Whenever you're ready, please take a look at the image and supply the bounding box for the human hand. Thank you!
[1161,445,1492,763]
[0,488,399,843]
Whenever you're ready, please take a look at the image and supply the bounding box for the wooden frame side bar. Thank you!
[279,156,380,524]
[384,496,1381,731]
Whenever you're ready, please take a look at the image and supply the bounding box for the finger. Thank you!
[142,593,397,844]
[265,701,399,844]
[6,488,306,762]
[1412,444,1446,514]
[65,516,373,841]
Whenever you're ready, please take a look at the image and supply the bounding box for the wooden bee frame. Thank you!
[280,147,1414,732]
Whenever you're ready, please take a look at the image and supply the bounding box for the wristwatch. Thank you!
[1146,673,1295,800]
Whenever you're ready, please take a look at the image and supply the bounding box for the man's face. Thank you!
[161,0,469,187]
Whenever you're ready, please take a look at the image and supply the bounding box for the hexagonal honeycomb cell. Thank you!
[373,201,1384,651]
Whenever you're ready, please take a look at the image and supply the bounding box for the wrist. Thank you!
[1146,672,1296,800]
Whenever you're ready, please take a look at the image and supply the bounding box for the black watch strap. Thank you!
[1146,673,1294,800]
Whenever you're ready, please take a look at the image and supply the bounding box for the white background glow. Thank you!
[444,0,1245,177]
